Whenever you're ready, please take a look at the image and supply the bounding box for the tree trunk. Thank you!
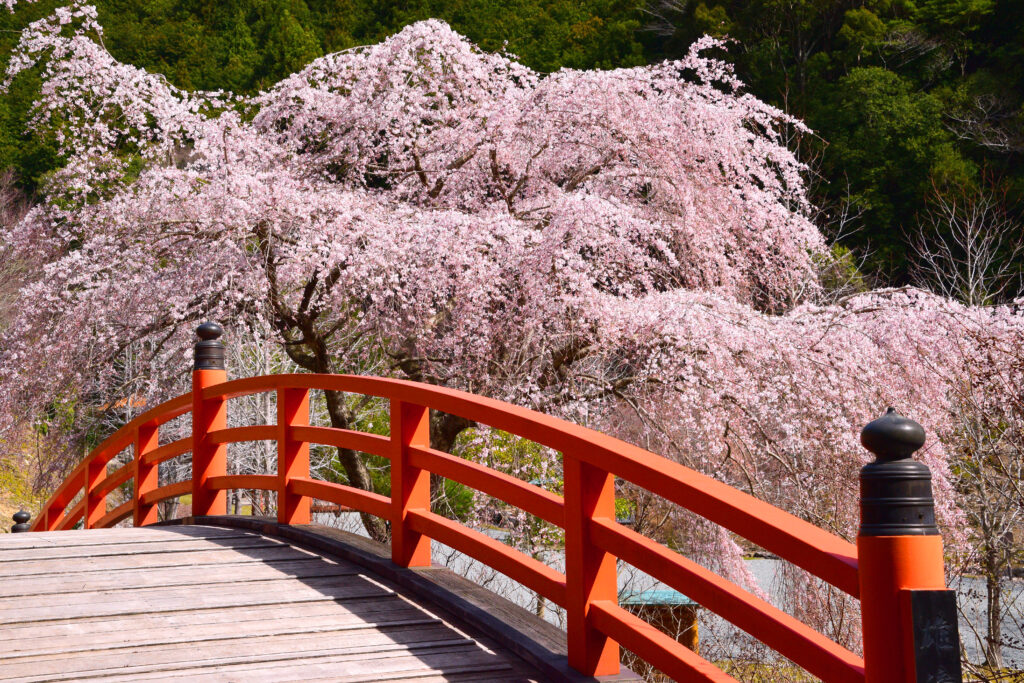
[431,411,473,454]
[984,554,1004,669]
[428,411,474,514]
[323,387,390,542]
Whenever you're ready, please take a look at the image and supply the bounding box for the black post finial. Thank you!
[859,408,937,537]
[861,407,927,463]
[11,510,30,533]
[194,322,225,371]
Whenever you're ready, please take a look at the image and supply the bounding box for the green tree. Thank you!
[257,1,322,85]
[814,67,974,274]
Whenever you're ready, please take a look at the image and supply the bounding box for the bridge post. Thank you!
[84,457,106,529]
[858,408,962,683]
[277,387,311,524]
[191,322,228,516]
[390,400,431,567]
[563,453,620,676]
[11,510,30,533]
[134,423,160,526]
[42,502,63,531]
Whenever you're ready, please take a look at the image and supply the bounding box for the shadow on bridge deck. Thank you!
[0,516,639,682]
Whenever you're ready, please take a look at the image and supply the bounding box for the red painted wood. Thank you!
[92,461,133,501]
[206,474,278,491]
[390,400,431,568]
[277,388,311,525]
[563,454,619,676]
[43,502,64,532]
[30,371,895,683]
[57,498,84,531]
[134,424,160,526]
[96,500,133,529]
[590,517,865,682]
[589,600,737,682]
[84,458,108,530]
[406,508,568,605]
[202,373,858,596]
[140,480,192,507]
[192,368,227,516]
[858,535,946,682]
[288,477,392,521]
[140,436,192,466]
[407,445,564,526]
[290,425,391,459]
[206,425,277,444]
[30,393,190,531]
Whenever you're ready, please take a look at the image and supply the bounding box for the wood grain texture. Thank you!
[0,522,552,682]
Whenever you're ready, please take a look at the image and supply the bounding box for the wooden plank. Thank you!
[0,520,555,682]
[0,572,379,612]
[384,675,539,683]
[0,557,354,598]
[0,545,318,577]
[1,599,428,648]
[0,536,286,562]
[249,519,610,682]
[4,641,514,683]
[0,625,475,678]
[121,648,516,683]
[0,575,396,624]
[0,526,253,550]
[3,611,442,659]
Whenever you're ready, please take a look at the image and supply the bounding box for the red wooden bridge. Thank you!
[2,324,962,682]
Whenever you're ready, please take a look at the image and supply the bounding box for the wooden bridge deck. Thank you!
[0,518,606,682]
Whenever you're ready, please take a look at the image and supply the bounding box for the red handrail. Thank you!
[29,370,865,680]
[28,343,953,681]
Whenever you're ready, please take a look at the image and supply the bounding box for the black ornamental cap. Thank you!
[859,408,937,537]
[861,407,927,462]
[194,322,225,370]
[11,510,30,533]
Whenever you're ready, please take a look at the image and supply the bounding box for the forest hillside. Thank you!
[0,0,1021,285]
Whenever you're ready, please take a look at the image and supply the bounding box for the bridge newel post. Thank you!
[563,453,620,676]
[390,399,431,567]
[84,457,106,529]
[858,408,962,683]
[134,423,160,526]
[11,510,31,533]
[277,387,311,524]
[191,322,228,517]
[43,502,63,531]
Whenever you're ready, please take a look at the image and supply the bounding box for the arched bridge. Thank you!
[3,324,963,682]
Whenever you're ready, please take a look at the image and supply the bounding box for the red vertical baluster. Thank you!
[134,424,159,526]
[43,503,62,531]
[563,452,620,676]
[277,387,311,524]
[390,399,431,567]
[191,322,227,516]
[84,457,106,529]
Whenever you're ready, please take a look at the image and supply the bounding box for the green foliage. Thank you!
[0,0,1021,289]
[642,0,1023,285]
[817,244,870,295]
[257,1,322,86]
[815,67,973,270]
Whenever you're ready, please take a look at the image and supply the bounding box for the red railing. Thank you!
[28,332,953,682]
